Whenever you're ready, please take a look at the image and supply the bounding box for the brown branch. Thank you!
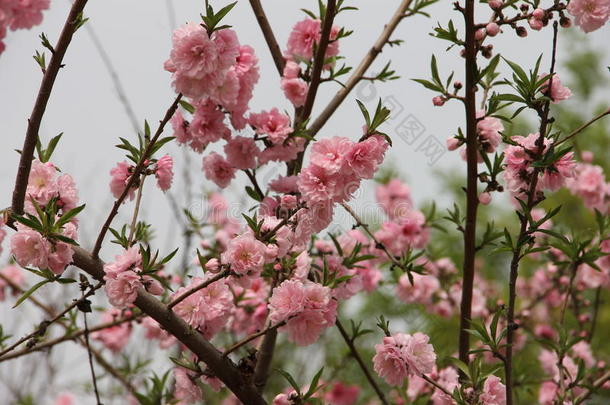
[555,107,610,147]
[458,0,480,369]
[298,0,337,123]
[11,0,89,216]
[574,370,610,404]
[336,319,389,405]
[248,0,285,75]
[71,247,267,405]
[307,0,414,138]
[0,281,102,358]
[91,94,182,257]
[252,327,278,393]
[223,321,285,357]
[504,23,560,405]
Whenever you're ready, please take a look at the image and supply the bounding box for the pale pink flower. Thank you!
[109,161,135,200]
[189,100,231,151]
[298,164,339,203]
[53,393,75,405]
[155,154,174,191]
[540,74,573,103]
[480,376,506,405]
[268,279,306,322]
[566,163,607,210]
[259,138,305,164]
[281,77,308,107]
[224,136,260,169]
[91,309,132,352]
[476,112,503,153]
[9,0,49,30]
[284,282,337,346]
[174,368,203,404]
[396,273,439,306]
[567,0,610,33]
[324,382,360,405]
[346,135,389,179]
[104,270,141,309]
[538,380,557,405]
[171,110,191,145]
[286,18,322,60]
[431,367,458,405]
[310,137,354,174]
[10,223,50,269]
[248,108,293,144]
[26,159,57,206]
[56,174,79,211]
[376,179,412,220]
[222,233,266,276]
[572,341,595,367]
[373,332,436,386]
[202,152,236,188]
[283,60,301,79]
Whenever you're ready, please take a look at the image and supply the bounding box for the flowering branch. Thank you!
[222,320,286,357]
[556,107,610,147]
[11,0,89,217]
[167,269,230,309]
[91,94,182,257]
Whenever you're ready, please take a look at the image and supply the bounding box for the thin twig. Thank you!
[11,0,89,217]
[336,319,389,405]
[82,292,102,404]
[91,94,182,257]
[127,176,146,244]
[307,0,414,137]
[223,321,286,357]
[574,370,610,404]
[555,107,610,147]
[168,270,230,309]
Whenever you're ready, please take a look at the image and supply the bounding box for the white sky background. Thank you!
[0,0,609,402]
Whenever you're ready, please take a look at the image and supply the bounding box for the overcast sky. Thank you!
[0,1,608,401]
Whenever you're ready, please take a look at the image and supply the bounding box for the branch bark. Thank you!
[248,0,285,75]
[11,0,89,216]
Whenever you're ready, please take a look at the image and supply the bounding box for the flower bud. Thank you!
[205,258,220,273]
[446,137,461,151]
[532,8,545,20]
[432,96,445,106]
[529,18,543,31]
[478,192,492,205]
[486,22,500,36]
[475,28,486,40]
[488,0,503,10]
[516,26,528,37]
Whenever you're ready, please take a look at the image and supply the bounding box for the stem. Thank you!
[307,0,414,137]
[91,94,182,257]
[555,107,610,147]
[504,22,560,405]
[574,370,610,404]
[167,269,230,309]
[253,328,278,393]
[336,319,389,405]
[458,0,479,368]
[127,176,146,244]
[82,301,102,404]
[223,321,285,357]
[248,0,285,75]
[11,0,89,217]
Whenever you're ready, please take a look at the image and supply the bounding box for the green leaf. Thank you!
[13,280,50,308]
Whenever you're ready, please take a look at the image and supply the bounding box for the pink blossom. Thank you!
[285,18,321,60]
[189,100,231,152]
[477,112,503,154]
[310,137,354,174]
[228,45,260,129]
[431,367,458,405]
[104,268,141,309]
[202,152,236,188]
[284,281,337,345]
[541,74,573,103]
[155,154,174,191]
[56,174,79,211]
[221,233,267,276]
[324,382,360,405]
[10,223,50,269]
[26,159,57,206]
[446,137,461,151]
[396,273,439,306]
[480,376,506,405]
[171,276,233,338]
[298,164,340,203]
[283,60,301,79]
[269,175,299,194]
[109,161,135,200]
[529,17,544,30]
[248,108,293,145]
[224,136,260,169]
[8,0,49,30]
[566,163,607,210]
[538,380,557,405]
[91,309,132,352]
[373,332,436,386]
[346,135,389,179]
[174,368,203,404]
[259,138,305,164]
[376,179,412,220]
[432,96,445,106]
[53,393,75,405]
[479,192,492,205]
[268,279,306,322]
[171,110,191,145]
[281,77,308,107]
[567,0,610,33]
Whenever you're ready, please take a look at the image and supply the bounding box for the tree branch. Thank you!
[248,0,285,75]
[11,0,89,216]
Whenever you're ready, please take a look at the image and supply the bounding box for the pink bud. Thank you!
[486,22,500,37]
[475,28,486,41]
[529,18,543,31]
[273,263,282,271]
[432,96,445,106]
[205,258,220,273]
[478,192,492,205]
[532,8,545,20]
[446,137,461,151]
[581,150,594,163]
[488,0,503,9]
[280,195,298,210]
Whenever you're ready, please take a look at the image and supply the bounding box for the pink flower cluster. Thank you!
[171,275,233,339]
[567,0,610,33]
[0,0,49,53]
[448,111,503,162]
[373,332,437,386]
[373,179,430,255]
[297,134,388,235]
[24,159,79,213]
[268,279,337,346]
[109,155,174,199]
[566,162,609,212]
[540,73,572,104]
[503,133,575,200]
[103,247,163,309]
[324,382,360,405]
